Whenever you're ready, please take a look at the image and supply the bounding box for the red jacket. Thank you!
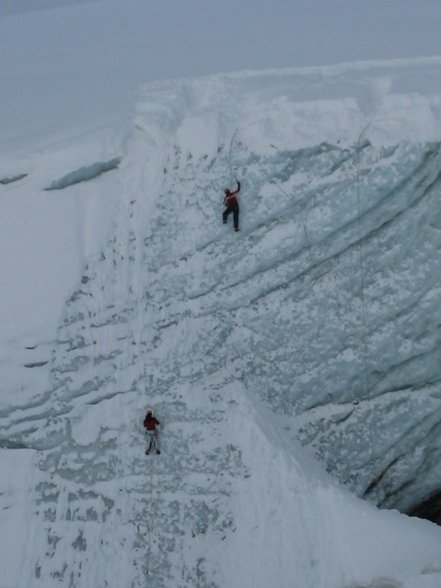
[144,414,160,431]
[224,181,240,207]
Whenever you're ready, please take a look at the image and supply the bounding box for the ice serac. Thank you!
[2,59,441,588]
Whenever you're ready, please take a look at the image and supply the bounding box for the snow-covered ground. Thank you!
[2,2,441,587]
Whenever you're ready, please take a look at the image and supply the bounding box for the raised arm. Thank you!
[231,180,241,195]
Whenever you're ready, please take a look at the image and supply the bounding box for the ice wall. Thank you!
[2,60,441,587]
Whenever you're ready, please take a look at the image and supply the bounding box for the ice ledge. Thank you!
[0,173,27,185]
[44,157,121,191]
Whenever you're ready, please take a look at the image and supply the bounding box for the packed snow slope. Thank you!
[2,59,441,587]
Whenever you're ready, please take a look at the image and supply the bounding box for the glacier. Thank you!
[1,59,441,587]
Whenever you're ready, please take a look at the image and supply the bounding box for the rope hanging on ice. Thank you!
[229,129,314,265]
[228,129,239,183]
[354,124,378,477]
[356,125,371,403]
[145,455,155,579]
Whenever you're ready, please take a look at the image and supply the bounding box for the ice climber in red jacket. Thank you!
[222,179,241,231]
[144,409,161,455]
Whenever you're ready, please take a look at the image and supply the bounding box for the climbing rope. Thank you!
[355,126,371,401]
[145,448,155,579]
[228,129,239,183]
[353,124,378,482]
[229,130,314,266]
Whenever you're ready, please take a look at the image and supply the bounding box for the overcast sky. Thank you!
[3,0,441,72]
[1,0,440,148]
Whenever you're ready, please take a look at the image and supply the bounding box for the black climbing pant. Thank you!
[223,202,239,230]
